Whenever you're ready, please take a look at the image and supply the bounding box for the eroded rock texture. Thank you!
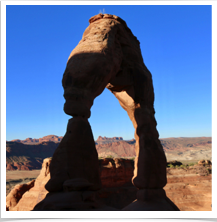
[7,157,135,211]
[34,13,178,210]
[7,158,212,211]
[6,180,35,211]
[6,158,57,210]
[45,117,101,193]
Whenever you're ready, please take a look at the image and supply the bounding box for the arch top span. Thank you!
[35,14,180,211]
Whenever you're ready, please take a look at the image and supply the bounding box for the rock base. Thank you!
[122,188,180,211]
[33,177,118,211]
[32,190,117,211]
[33,187,179,211]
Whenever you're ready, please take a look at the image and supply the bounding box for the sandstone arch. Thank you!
[33,14,179,211]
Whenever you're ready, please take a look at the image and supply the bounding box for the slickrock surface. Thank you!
[6,158,212,211]
[7,157,134,211]
[6,180,35,211]
[8,158,51,211]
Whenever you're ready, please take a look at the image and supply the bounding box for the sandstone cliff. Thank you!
[96,136,123,142]
[6,141,58,170]
[6,137,211,171]
[8,158,52,211]
[96,141,136,158]
[11,135,63,144]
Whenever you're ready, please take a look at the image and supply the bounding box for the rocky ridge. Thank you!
[6,141,58,170]
[96,136,123,143]
[11,135,63,144]
[6,136,211,171]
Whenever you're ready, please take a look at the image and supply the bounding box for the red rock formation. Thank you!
[39,135,63,143]
[96,136,123,142]
[32,13,178,210]
[11,135,63,144]
[11,139,21,142]
[6,137,211,171]
[96,141,136,158]
[6,139,136,171]
[44,117,102,194]
[198,159,212,166]
[6,180,35,211]
[10,158,51,211]
[6,141,58,170]
[6,157,212,211]
[7,157,134,211]
[6,164,17,171]
[99,158,134,187]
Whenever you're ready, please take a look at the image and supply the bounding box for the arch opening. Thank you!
[89,87,135,142]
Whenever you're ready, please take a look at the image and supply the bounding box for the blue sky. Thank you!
[5,4,212,141]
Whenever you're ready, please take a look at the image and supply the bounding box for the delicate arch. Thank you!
[34,14,179,211]
[62,13,167,189]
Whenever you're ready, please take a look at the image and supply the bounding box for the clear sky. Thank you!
[5,4,212,141]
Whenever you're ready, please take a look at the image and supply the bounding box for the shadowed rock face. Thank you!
[62,13,167,190]
[45,117,101,193]
[8,157,135,211]
[34,13,178,211]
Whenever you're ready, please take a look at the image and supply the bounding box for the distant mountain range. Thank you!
[6,135,212,170]
[10,135,135,144]
[10,135,63,144]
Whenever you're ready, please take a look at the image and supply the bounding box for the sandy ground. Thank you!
[165,168,212,211]
[6,170,41,180]
[6,170,41,196]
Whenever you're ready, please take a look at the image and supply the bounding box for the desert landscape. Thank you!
[6,135,212,211]
[6,135,212,170]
